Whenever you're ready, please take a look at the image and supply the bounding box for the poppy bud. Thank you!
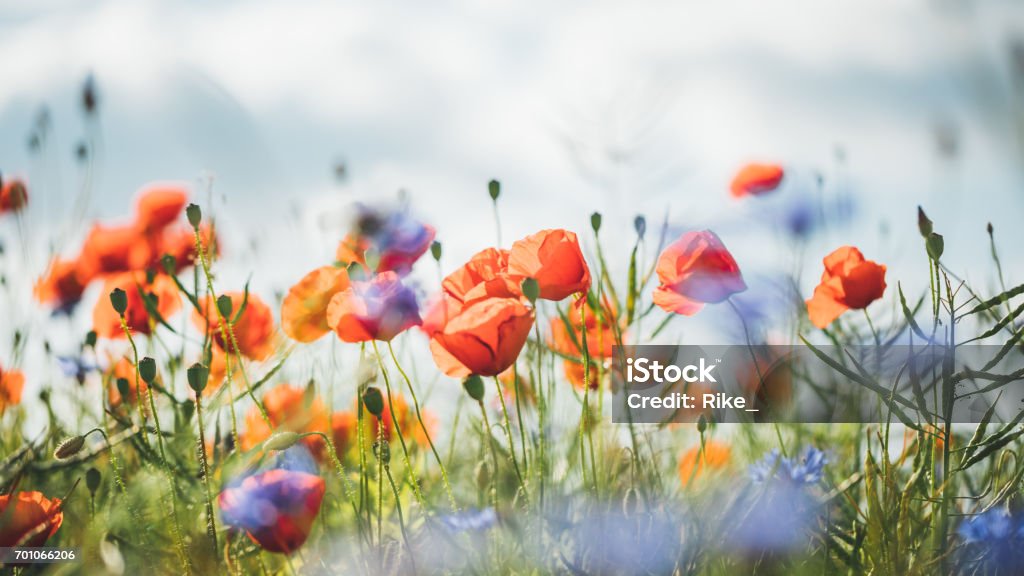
[54,435,86,460]
[263,431,301,452]
[161,254,177,274]
[362,386,384,417]
[85,331,97,348]
[187,362,209,394]
[590,212,602,233]
[181,400,195,422]
[488,179,501,201]
[634,215,646,239]
[987,222,994,236]
[186,203,202,228]
[115,378,130,402]
[82,74,98,115]
[138,357,157,384]
[521,278,539,305]
[109,288,128,315]
[431,240,442,262]
[926,232,944,261]
[216,294,233,319]
[86,468,101,494]
[697,414,708,434]
[917,206,933,238]
[462,374,485,401]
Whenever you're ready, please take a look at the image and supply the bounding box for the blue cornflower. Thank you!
[438,507,498,533]
[750,446,828,485]
[57,355,98,384]
[958,510,1024,570]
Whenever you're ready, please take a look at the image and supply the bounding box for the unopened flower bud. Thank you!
[138,357,157,384]
[263,431,301,452]
[362,387,384,417]
[488,179,501,201]
[187,362,209,394]
[186,203,202,228]
[54,435,86,460]
[463,375,485,401]
[109,288,127,315]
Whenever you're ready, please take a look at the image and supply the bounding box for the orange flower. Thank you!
[441,247,520,305]
[135,184,188,233]
[335,233,369,269]
[0,491,63,547]
[162,223,218,271]
[240,385,330,458]
[678,441,731,487]
[78,223,154,278]
[218,468,325,555]
[92,271,181,339]
[549,297,618,360]
[34,258,88,313]
[805,246,887,329]
[282,266,351,343]
[507,229,591,301]
[194,292,275,361]
[0,178,28,214]
[326,272,421,343]
[427,296,534,377]
[730,163,784,198]
[652,230,746,315]
[0,365,24,412]
[563,359,600,391]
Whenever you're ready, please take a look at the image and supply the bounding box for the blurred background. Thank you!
[3,0,1024,428]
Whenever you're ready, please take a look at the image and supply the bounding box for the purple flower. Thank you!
[349,204,435,275]
[958,510,1024,571]
[57,355,98,384]
[438,508,498,533]
[750,447,828,485]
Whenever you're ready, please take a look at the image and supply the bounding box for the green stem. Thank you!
[371,341,426,509]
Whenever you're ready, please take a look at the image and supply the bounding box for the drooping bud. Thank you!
[54,435,86,460]
[263,431,301,452]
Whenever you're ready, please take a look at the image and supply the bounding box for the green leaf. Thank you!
[963,283,1024,317]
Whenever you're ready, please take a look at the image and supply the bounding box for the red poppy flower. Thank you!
[507,229,591,301]
[326,272,421,343]
[730,163,784,198]
[441,247,520,305]
[427,296,534,377]
[92,271,182,338]
[0,365,24,413]
[135,184,188,233]
[218,469,325,554]
[331,411,357,457]
[104,355,147,407]
[549,297,618,360]
[0,178,28,214]
[34,258,88,313]
[78,223,153,278]
[281,266,351,343]
[678,441,731,487]
[0,491,63,547]
[805,246,886,328]
[194,292,275,361]
[162,224,219,272]
[652,230,746,315]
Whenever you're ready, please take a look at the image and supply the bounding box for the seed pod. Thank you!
[216,294,233,319]
[488,179,501,201]
[115,378,131,402]
[187,362,209,394]
[362,387,384,417]
[430,241,442,262]
[138,357,157,384]
[590,212,603,233]
[54,435,86,460]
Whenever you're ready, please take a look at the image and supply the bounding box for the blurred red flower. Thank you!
[218,469,325,554]
[194,292,275,361]
[652,230,746,315]
[135,184,188,233]
[0,491,63,547]
[0,365,24,413]
[806,246,887,328]
[326,272,421,343]
[240,384,330,459]
[33,258,88,313]
[730,163,784,198]
[92,271,182,338]
[0,178,28,214]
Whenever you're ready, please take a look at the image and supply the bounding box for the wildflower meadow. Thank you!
[4,4,1024,575]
